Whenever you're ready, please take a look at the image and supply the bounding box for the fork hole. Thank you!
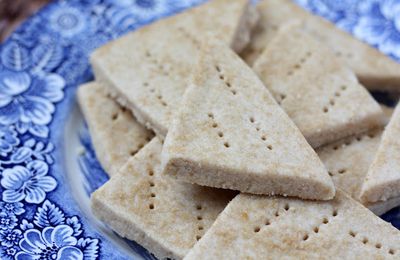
[284,204,289,211]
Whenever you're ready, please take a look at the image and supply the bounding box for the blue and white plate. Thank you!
[0,0,400,259]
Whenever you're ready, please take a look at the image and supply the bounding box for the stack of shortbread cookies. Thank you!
[77,0,400,259]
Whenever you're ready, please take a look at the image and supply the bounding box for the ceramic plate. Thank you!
[0,0,400,259]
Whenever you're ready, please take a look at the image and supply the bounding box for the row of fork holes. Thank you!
[349,230,395,255]
[302,209,338,242]
[145,50,169,76]
[142,81,168,107]
[177,27,200,48]
[336,51,353,59]
[331,132,377,151]
[253,204,290,233]
[208,113,230,148]
[249,117,272,150]
[215,65,237,96]
[254,207,338,243]
[148,169,156,210]
[196,204,203,241]
[323,85,347,113]
[287,51,312,76]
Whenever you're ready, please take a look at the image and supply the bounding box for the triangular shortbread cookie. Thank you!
[361,104,400,203]
[162,42,334,200]
[242,0,400,91]
[253,25,383,148]
[77,82,153,176]
[91,138,235,259]
[91,0,257,136]
[184,191,400,259]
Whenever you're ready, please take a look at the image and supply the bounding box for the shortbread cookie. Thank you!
[184,191,400,259]
[91,0,258,136]
[317,128,383,202]
[243,0,400,91]
[253,25,383,147]
[91,138,235,259]
[162,42,334,200]
[77,82,153,176]
[361,104,400,203]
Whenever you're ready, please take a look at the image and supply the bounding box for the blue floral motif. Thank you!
[0,125,19,157]
[354,0,400,57]
[0,70,65,136]
[8,139,54,165]
[49,4,87,38]
[0,212,18,231]
[0,202,25,216]
[1,160,57,204]
[0,246,19,260]
[13,200,99,260]
[0,229,22,247]
[16,225,84,260]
